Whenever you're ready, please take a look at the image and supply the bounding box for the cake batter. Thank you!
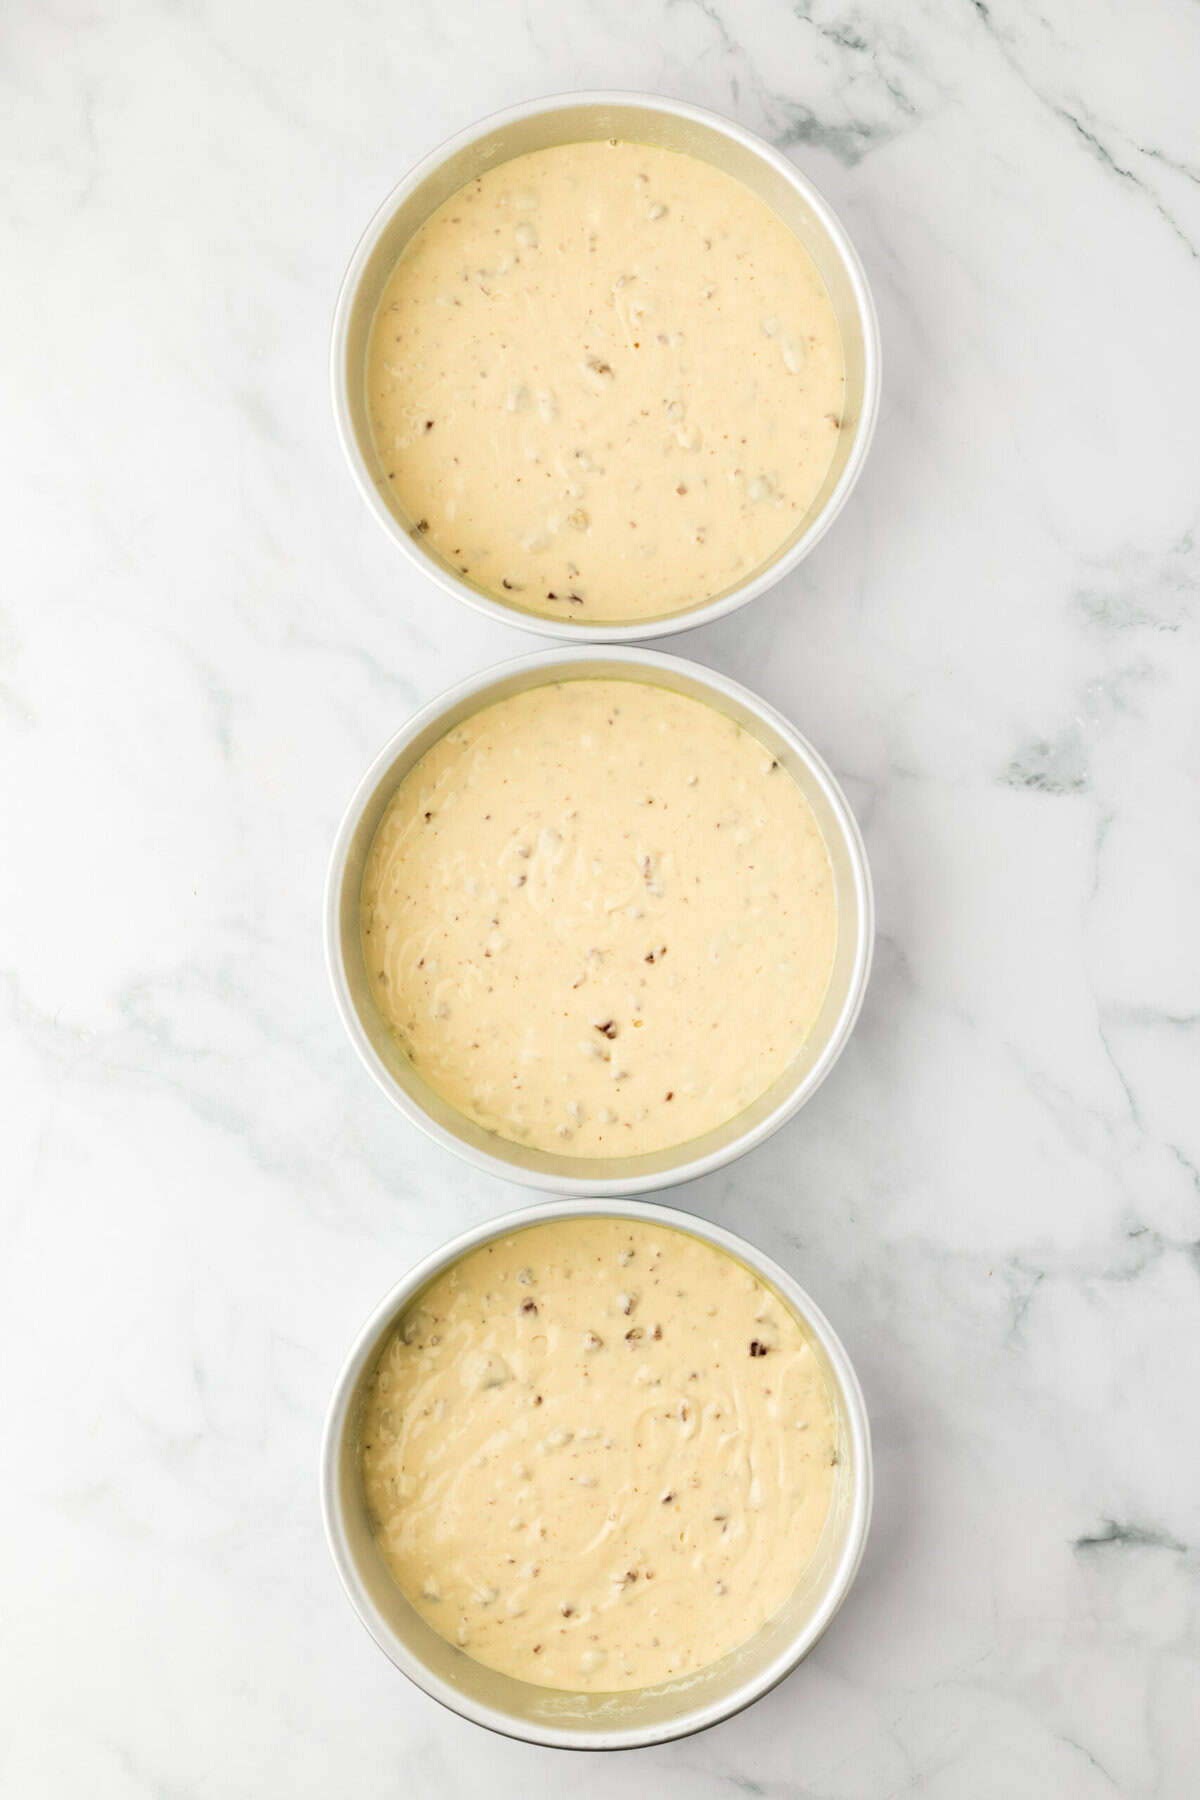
[359,679,837,1157]
[366,140,844,621]
[360,1217,838,1690]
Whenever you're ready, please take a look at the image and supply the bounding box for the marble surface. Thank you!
[3,0,1199,1793]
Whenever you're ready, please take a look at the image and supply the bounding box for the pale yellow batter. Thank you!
[366,140,844,621]
[361,1217,837,1691]
[360,679,837,1157]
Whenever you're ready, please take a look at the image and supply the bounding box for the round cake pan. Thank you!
[324,646,873,1195]
[331,91,880,641]
[321,1197,873,1749]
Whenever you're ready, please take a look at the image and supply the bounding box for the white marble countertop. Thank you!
[4,1,1199,1794]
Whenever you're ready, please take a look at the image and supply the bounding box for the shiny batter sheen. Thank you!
[366,140,844,622]
[361,1218,838,1691]
[360,680,837,1157]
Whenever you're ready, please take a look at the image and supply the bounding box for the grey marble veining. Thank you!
[2,0,1198,1794]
